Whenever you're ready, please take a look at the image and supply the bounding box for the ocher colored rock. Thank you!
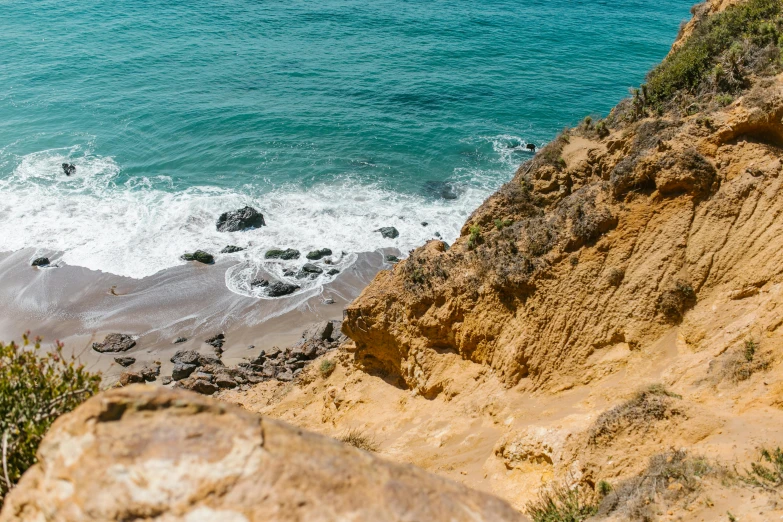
[0,386,525,522]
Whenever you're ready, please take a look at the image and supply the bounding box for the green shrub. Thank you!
[468,225,482,250]
[525,480,598,522]
[319,359,336,379]
[494,218,514,231]
[595,121,609,138]
[743,447,783,489]
[0,334,101,502]
[646,0,782,107]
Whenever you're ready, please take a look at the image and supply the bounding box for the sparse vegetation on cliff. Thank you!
[743,447,783,489]
[598,450,723,521]
[630,0,783,117]
[524,480,598,522]
[589,384,682,446]
[339,428,379,452]
[0,334,101,503]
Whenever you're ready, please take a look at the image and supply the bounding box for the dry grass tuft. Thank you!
[525,478,599,522]
[721,339,771,383]
[589,384,682,446]
[339,428,379,452]
[597,450,725,521]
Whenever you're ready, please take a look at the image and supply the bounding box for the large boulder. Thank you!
[172,362,198,381]
[423,180,464,200]
[267,282,300,297]
[306,248,332,260]
[375,227,399,239]
[0,387,524,521]
[265,248,300,260]
[296,263,323,279]
[181,250,214,264]
[216,206,266,232]
[92,333,136,353]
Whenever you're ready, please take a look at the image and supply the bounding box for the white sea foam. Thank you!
[0,144,517,296]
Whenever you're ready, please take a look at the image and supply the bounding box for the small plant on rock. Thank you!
[319,359,336,379]
[467,225,483,250]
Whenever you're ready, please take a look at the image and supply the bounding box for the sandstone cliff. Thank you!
[219,1,783,520]
[0,386,524,522]
[343,0,783,398]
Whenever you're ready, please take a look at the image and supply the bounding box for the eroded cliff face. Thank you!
[225,2,783,519]
[343,51,783,398]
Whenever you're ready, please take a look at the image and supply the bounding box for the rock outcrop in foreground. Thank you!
[0,386,524,522]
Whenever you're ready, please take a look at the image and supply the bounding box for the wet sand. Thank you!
[0,248,392,382]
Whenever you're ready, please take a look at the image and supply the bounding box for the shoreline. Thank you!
[0,247,388,382]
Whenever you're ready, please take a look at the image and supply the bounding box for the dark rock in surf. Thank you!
[423,180,463,200]
[173,337,187,344]
[265,248,300,260]
[62,163,76,176]
[267,281,300,297]
[386,255,400,263]
[92,333,136,353]
[251,279,269,288]
[526,143,537,152]
[181,250,214,264]
[216,206,266,232]
[221,245,245,254]
[31,257,50,267]
[421,222,428,227]
[326,268,340,276]
[306,248,332,260]
[375,227,399,239]
[296,263,323,279]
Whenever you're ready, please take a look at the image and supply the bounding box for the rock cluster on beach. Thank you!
[160,320,346,395]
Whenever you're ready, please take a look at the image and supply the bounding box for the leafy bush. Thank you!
[339,428,379,452]
[0,333,101,502]
[525,479,599,522]
[319,359,336,379]
[467,225,483,250]
[743,447,783,489]
[646,0,782,108]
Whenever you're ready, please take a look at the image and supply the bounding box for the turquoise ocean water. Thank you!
[0,0,692,295]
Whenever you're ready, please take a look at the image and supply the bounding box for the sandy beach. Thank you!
[0,247,391,382]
